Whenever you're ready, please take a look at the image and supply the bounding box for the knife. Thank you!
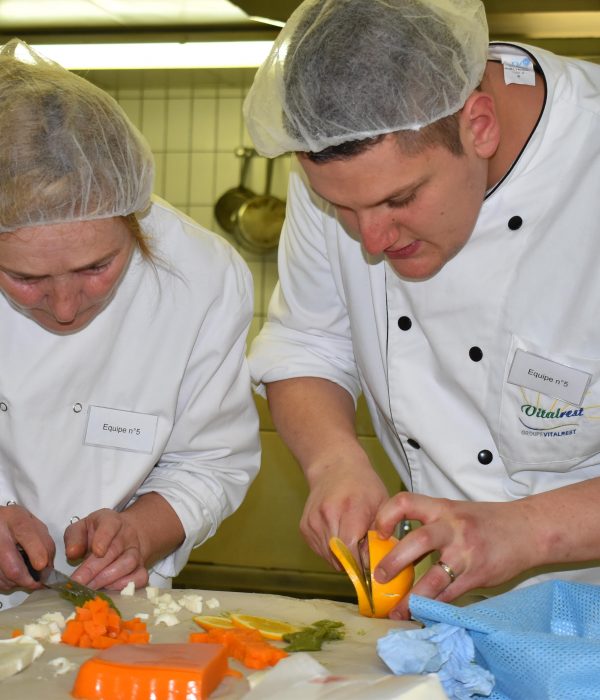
[18,546,121,615]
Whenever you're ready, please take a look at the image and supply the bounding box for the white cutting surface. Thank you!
[0,588,446,699]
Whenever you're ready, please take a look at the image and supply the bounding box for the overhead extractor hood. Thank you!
[0,1,597,64]
[230,0,600,61]
[230,0,302,24]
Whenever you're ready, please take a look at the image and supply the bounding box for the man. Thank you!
[244,0,600,619]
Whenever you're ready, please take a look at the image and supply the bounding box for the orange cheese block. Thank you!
[72,643,229,700]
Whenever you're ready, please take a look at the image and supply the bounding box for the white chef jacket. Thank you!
[249,44,600,585]
[0,197,260,608]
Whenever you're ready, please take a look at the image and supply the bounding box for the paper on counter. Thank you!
[243,652,448,699]
[0,587,419,700]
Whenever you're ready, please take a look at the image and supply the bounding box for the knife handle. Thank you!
[17,545,41,582]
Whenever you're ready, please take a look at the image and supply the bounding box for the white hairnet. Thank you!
[243,0,489,157]
[0,39,154,232]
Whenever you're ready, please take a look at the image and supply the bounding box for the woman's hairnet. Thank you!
[243,0,489,157]
[0,39,154,232]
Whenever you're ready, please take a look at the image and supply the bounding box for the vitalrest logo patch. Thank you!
[519,402,583,438]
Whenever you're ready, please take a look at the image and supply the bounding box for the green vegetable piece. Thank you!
[283,619,345,652]
[311,619,345,640]
[283,628,324,652]
[59,584,121,617]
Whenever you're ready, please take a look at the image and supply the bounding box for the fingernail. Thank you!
[374,566,388,584]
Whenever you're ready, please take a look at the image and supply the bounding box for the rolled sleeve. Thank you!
[249,161,361,402]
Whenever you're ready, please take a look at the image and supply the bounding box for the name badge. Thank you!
[84,406,158,454]
[507,349,591,407]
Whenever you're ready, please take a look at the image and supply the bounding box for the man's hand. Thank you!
[266,378,389,567]
[373,492,541,619]
[301,454,389,567]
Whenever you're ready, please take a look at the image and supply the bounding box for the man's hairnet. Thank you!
[0,39,154,232]
[243,0,489,157]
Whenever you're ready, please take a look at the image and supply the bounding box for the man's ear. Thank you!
[460,91,499,159]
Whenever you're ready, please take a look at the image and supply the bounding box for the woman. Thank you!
[0,39,260,609]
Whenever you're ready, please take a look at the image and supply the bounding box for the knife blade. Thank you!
[357,520,412,609]
[18,546,121,615]
[356,534,373,604]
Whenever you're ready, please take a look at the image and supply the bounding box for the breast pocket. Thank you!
[498,335,600,472]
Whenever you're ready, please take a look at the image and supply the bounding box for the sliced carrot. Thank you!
[11,629,23,638]
[240,640,288,669]
[128,632,150,644]
[106,611,121,633]
[189,632,209,643]
[91,636,120,649]
[86,598,106,615]
[75,606,93,621]
[83,620,107,639]
[62,620,84,646]
[62,596,149,648]
[92,612,107,627]
[79,634,93,648]
[121,617,146,632]
[189,627,288,670]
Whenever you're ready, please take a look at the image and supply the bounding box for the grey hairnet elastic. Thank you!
[243,0,489,157]
[0,39,154,232]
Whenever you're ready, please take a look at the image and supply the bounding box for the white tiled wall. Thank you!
[84,68,291,344]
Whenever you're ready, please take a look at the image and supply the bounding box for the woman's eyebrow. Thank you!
[0,249,120,278]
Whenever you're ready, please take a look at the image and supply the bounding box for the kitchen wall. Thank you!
[87,67,285,340]
[85,67,401,599]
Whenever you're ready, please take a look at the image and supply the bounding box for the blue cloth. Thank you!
[377,622,494,699]
[406,580,600,700]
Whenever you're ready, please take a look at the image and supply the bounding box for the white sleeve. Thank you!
[0,471,18,507]
[135,251,261,578]
[249,160,361,402]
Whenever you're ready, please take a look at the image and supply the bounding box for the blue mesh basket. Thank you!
[409,580,600,700]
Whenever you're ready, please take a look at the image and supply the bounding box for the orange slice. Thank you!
[329,536,373,616]
[329,530,414,618]
[192,615,236,631]
[229,614,302,641]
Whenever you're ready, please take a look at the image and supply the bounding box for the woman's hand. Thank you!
[373,493,537,619]
[65,492,185,591]
[65,508,149,591]
[0,504,54,591]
